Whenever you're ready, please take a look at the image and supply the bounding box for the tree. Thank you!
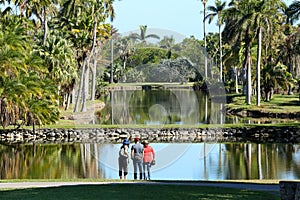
[129,25,160,44]
[223,0,284,105]
[286,1,300,25]
[205,0,226,82]
[0,14,59,129]
[116,37,135,81]
[57,0,115,112]
[261,63,293,101]
[40,32,78,109]
[159,36,175,59]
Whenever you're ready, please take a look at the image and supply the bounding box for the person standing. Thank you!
[131,137,144,180]
[118,139,130,180]
[142,140,155,180]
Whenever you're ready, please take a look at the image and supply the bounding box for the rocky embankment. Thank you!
[0,126,299,144]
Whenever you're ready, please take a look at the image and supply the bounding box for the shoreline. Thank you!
[1,126,299,145]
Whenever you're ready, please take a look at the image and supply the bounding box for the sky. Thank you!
[111,0,292,41]
[111,0,207,40]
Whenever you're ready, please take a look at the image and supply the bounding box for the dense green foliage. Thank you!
[0,0,114,128]
[1,0,300,129]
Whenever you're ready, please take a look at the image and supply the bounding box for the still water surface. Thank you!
[1,89,299,180]
[1,142,299,180]
[97,89,226,125]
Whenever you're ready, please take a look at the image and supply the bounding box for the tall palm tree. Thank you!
[8,0,58,45]
[205,0,226,82]
[252,0,284,105]
[40,32,78,109]
[223,0,284,105]
[58,0,116,112]
[223,0,257,104]
[202,0,208,79]
[129,25,160,44]
[287,1,300,25]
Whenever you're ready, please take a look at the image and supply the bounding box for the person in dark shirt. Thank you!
[131,137,144,180]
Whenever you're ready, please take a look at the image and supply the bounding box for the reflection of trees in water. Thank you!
[224,143,300,179]
[98,89,226,125]
[80,143,104,178]
[0,143,108,179]
[0,144,82,179]
[78,143,111,179]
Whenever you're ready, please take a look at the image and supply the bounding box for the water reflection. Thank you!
[1,142,300,180]
[97,89,226,125]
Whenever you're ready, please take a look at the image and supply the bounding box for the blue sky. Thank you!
[112,0,207,40]
[111,0,293,41]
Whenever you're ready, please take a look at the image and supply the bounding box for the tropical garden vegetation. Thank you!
[0,0,300,129]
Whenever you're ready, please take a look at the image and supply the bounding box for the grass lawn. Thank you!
[0,183,280,200]
[227,93,300,113]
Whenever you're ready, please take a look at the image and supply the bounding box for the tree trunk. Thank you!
[91,57,97,101]
[256,27,262,106]
[247,55,251,104]
[110,39,114,83]
[42,7,48,46]
[123,61,127,82]
[244,27,252,105]
[219,24,223,82]
[203,1,207,79]
[65,93,70,110]
[81,21,98,112]
[234,66,239,94]
[81,65,89,112]
[74,60,86,112]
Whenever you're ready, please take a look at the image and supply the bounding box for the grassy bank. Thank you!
[227,93,300,114]
[0,183,280,200]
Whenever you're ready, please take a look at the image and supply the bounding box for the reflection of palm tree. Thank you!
[129,25,160,44]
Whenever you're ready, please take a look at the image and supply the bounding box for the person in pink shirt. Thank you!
[142,140,155,180]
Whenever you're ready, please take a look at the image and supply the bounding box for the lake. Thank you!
[1,88,299,181]
[1,142,299,180]
[97,88,227,125]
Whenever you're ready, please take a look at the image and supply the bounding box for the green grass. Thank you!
[0,183,280,200]
[227,94,300,113]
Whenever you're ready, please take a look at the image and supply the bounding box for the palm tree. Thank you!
[251,0,284,105]
[205,0,226,82]
[110,26,118,84]
[261,63,293,101]
[223,0,256,104]
[287,1,300,25]
[115,37,135,82]
[129,25,160,44]
[7,0,58,45]
[58,0,116,112]
[40,32,78,109]
[202,0,208,79]
[223,0,284,105]
[159,36,175,59]
[0,14,60,129]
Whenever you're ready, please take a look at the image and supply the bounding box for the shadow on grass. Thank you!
[0,183,280,200]
[278,100,300,106]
